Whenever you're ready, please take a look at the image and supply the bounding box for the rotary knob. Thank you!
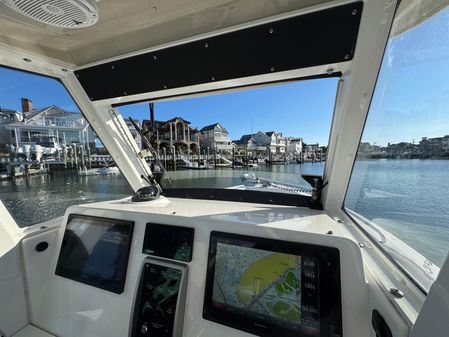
[141,324,148,334]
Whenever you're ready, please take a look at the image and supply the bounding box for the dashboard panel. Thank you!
[22,197,369,337]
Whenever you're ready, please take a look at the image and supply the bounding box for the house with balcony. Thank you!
[286,137,303,156]
[142,117,200,154]
[234,131,270,156]
[266,131,287,154]
[0,98,96,152]
[200,123,233,152]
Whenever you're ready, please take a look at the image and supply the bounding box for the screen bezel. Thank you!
[203,231,342,337]
[55,214,134,294]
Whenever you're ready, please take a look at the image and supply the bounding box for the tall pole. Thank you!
[73,145,78,169]
[172,145,176,171]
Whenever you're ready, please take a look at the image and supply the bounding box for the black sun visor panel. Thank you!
[75,2,363,101]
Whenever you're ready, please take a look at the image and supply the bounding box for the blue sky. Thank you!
[0,67,338,145]
[361,7,449,146]
[118,79,337,144]
[1,6,449,147]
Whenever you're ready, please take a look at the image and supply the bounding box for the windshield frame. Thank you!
[115,74,340,207]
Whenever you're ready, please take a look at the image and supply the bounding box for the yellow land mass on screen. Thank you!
[238,252,298,304]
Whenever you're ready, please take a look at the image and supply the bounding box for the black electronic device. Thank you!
[55,214,134,294]
[130,259,188,337]
[143,223,194,262]
[203,231,342,337]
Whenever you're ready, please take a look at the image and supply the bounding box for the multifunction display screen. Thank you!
[203,232,342,337]
[55,214,134,294]
[143,223,194,262]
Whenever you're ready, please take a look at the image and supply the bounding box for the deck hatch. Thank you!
[75,2,362,101]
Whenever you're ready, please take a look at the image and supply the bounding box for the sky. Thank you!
[117,79,337,144]
[361,6,449,146]
[1,6,449,147]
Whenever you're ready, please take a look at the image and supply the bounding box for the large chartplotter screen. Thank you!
[203,232,342,337]
[55,214,134,294]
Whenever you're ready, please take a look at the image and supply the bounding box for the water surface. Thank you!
[1,160,449,267]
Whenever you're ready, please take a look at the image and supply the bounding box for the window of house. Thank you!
[0,67,132,227]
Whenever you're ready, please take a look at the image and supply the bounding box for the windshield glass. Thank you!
[118,79,338,196]
[0,67,132,227]
[345,2,449,290]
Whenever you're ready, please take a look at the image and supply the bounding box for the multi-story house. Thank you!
[235,132,268,154]
[0,108,23,153]
[235,131,287,154]
[286,137,303,155]
[1,98,96,151]
[124,119,142,149]
[142,117,200,154]
[419,136,449,157]
[304,143,320,158]
[200,123,233,152]
[265,131,286,153]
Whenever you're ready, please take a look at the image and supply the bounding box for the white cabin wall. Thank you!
[22,209,143,337]
[0,202,28,336]
[0,245,28,336]
[21,229,60,327]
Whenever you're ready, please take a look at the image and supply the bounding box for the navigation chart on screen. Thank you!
[212,242,302,324]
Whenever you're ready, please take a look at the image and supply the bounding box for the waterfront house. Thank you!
[236,131,287,154]
[235,132,268,155]
[0,98,96,152]
[200,123,233,152]
[142,117,200,154]
[356,142,383,159]
[265,131,287,154]
[124,118,142,149]
[286,137,303,156]
[384,142,418,158]
[0,108,23,153]
[419,136,449,158]
[304,143,320,159]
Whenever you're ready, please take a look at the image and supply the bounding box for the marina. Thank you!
[2,158,449,267]
[0,1,448,337]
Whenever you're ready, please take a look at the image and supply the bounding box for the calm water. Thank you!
[1,160,448,266]
[0,163,324,228]
[346,160,449,267]
[0,172,133,226]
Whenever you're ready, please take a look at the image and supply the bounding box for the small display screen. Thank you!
[143,223,194,262]
[55,214,134,294]
[203,232,342,337]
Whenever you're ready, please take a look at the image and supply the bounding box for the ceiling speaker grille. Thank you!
[1,0,98,28]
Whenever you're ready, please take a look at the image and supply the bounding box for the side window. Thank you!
[345,3,449,289]
[0,67,132,227]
